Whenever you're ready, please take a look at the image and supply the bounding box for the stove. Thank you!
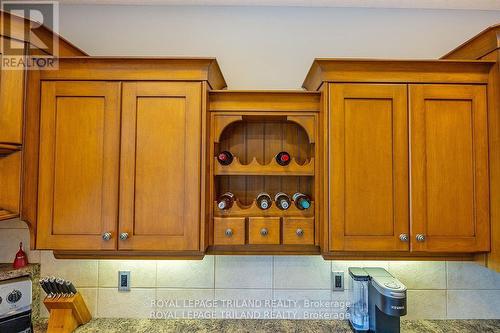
[0,276,32,333]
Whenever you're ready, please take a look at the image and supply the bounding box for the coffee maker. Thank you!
[348,267,407,333]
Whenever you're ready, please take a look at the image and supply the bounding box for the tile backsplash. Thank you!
[1,220,499,320]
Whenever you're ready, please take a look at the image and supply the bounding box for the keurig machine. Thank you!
[348,267,407,333]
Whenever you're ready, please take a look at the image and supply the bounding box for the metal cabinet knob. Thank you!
[119,232,129,241]
[260,228,269,236]
[416,234,426,242]
[399,233,409,242]
[296,228,304,237]
[102,232,112,241]
[225,229,233,237]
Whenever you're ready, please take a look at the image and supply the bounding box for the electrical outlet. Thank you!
[332,271,344,291]
[118,271,131,291]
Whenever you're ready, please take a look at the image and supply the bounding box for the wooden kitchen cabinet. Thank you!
[26,57,226,257]
[0,38,25,144]
[36,81,121,250]
[303,59,494,259]
[119,82,202,251]
[410,84,490,252]
[329,83,409,252]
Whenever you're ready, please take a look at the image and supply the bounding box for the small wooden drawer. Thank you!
[214,217,245,245]
[248,217,280,245]
[283,217,314,245]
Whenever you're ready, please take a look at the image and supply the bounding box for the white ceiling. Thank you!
[57,0,500,10]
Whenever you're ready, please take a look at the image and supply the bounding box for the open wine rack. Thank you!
[208,91,321,254]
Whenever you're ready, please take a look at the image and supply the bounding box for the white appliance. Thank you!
[0,276,32,333]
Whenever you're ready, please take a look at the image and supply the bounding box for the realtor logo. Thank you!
[1,1,59,69]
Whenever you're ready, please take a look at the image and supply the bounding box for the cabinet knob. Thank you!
[296,228,304,237]
[416,234,426,242]
[399,233,409,242]
[119,232,129,241]
[102,232,112,241]
[225,229,233,237]
[260,228,269,236]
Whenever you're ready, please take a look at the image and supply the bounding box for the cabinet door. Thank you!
[329,84,409,251]
[410,84,489,252]
[119,82,202,251]
[36,81,121,250]
[0,37,25,144]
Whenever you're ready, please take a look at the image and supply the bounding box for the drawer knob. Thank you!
[119,232,129,241]
[260,228,269,236]
[225,228,233,237]
[102,232,112,241]
[296,228,304,237]
[399,233,409,242]
[416,234,426,242]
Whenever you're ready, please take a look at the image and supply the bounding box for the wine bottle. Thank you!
[275,192,291,210]
[275,151,291,166]
[256,192,272,210]
[292,192,311,210]
[217,151,234,165]
[217,192,235,210]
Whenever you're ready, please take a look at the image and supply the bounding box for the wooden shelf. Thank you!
[0,144,21,157]
[214,156,314,176]
[0,209,19,221]
[213,199,314,218]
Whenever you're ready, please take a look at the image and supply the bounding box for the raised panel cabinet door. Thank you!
[36,81,121,250]
[410,84,490,252]
[0,38,25,144]
[329,83,409,252]
[119,82,202,251]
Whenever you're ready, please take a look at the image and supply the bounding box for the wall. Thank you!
[57,5,500,89]
[1,219,500,319]
[1,4,499,321]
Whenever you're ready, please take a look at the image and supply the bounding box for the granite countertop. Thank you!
[0,263,39,281]
[33,319,500,333]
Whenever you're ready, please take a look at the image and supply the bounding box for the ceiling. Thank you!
[57,0,500,10]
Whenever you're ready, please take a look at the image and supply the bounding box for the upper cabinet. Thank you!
[410,84,489,252]
[119,82,202,251]
[27,58,226,257]
[36,81,121,250]
[304,59,495,258]
[329,83,408,252]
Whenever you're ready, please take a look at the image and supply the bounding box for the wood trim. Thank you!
[208,244,321,255]
[53,251,205,260]
[209,91,320,112]
[441,24,500,60]
[322,252,477,261]
[302,59,495,91]
[38,57,227,89]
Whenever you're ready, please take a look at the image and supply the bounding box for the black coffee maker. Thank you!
[348,267,407,333]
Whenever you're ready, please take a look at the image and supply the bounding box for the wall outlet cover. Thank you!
[118,271,131,291]
[332,271,344,291]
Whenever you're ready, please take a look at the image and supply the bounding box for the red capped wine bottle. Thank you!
[256,192,272,210]
[275,151,291,166]
[217,192,235,210]
[292,192,311,210]
[217,151,234,165]
[275,192,291,210]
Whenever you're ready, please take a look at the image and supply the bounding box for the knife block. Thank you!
[43,293,91,333]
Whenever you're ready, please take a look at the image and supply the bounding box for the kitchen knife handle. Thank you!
[39,279,52,297]
[65,280,77,294]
